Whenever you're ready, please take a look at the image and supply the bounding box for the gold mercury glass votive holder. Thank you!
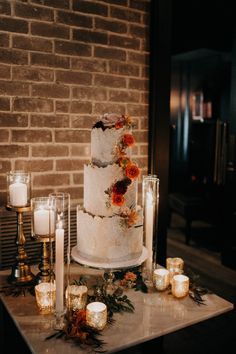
[35,282,56,315]
[166,257,184,282]
[66,285,88,312]
[171,274,189,298]
[153,268,170,291]
[86,302,107,330]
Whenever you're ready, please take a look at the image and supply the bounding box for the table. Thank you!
[0,264,234,354]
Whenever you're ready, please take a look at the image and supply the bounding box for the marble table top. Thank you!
[0,264,234,354]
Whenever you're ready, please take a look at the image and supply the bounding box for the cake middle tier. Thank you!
[84,163,137,217]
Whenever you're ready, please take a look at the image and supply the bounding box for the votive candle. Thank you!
[35,282,56,314]
[66,285,88,311]
[153,268,170,291]
[166,257,184,281]
[171,274,189,298]
[86,302,107,330]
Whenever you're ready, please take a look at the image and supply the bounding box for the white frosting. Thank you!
[77,208,143,263]
[91,127,131,167]
[84,164,137,217]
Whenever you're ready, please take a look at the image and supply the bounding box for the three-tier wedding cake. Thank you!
[75,113,144,267]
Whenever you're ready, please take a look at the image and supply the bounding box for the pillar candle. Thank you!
[55,228,64,314]
[9,182,27,207]
[145,191,154,273]
[34,209,55,236]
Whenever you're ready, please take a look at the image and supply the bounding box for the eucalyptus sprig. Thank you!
[186,269,212,305]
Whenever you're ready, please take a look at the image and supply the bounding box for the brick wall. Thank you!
[0,0,150,207]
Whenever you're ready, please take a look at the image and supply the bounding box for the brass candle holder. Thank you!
[6,205,35,285]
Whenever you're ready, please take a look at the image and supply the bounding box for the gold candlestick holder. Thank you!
[6,205,35,285]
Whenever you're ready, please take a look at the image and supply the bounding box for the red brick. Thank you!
[0,129,9,142]
[0,113,28,127]
[73,173,84,184]
[94,103,125,116]
[95,18,127,34]
[141,65,149,78]
[32,145,69,157]
[94,74,126,88]
[128,51,148,65]
[0,48,28,65]
[0,17,28,33]
[71,58,107,73]
[55,130,90,143]
[0,1,11,15]
[15,160,53,172]
[111,7,141,23]
[109,61,139,76]
[31,53,69,69]
[109,34,140,50]
[130,24,148,38]
[140,117,148,129]
[140,144,148,155]
[56,159,88,171]
[0,81,29,96]
[14,98,53,113]
[72,1,108,16]
[57,10,92,28]
[1,145,29,158]
[33,174,70,186]
[73,29,107,45]
[130,0,149,11]
[31,0,70,9]
[56,186,83,200]
[71,145,90,157]
[0,64,10,79]
[0,97,10,111]
[133,130,148,143]
[56,71,92,85]
[13,35,52,52]
[31,22,69,39]
[31,114,69,128]
[12,130,52,143]
[32,83,69,98]
[127,104,148,116]
[14,3,53,21]
[128,78,148,91]
[70,101,92,114]
[0,175,7,189]
[109,90,140,103]
[71,116,95,129]
[55,101,70,113]
[0,33,9,47]
[55,40,91,57]
[72,87,107,101]
[0,191,7,206]
[0,159,11,173]
[94,46,126,61]
[12,67,54,82]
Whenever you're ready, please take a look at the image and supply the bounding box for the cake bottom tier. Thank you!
[76,208,143,264]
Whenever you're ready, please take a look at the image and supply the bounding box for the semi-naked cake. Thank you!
[76,113,144,266]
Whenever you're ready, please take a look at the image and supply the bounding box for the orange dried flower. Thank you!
[124,272,137,282]
[111,193,125,206]
[125,163,140,180]
[127,210,139,227]
[122,133,135,147]
[115,121,124,129]
[117,156,131,168]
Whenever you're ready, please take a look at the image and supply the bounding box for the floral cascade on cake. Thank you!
[76,113,144,266]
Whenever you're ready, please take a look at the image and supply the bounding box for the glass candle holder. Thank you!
[86,302,107,330]
[166,257,184,282]
[171,274,189,298]
[31,197,56,240]
[66,285,88,312]
[142,175,160,277]
[153,268,170,291]
[7,171,31,207]
[35,282,56,314]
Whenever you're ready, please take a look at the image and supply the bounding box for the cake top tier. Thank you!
[91,113,135,167]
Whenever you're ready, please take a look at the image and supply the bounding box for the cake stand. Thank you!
[71,246,148,291]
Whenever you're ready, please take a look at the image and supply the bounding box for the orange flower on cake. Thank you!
[111,193,125,206]
[125,163,140,180]
[122,133,135,147]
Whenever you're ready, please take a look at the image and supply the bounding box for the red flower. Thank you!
[125,164,140,180]
[122,134,135,147]
[111,193,125,206]
[115,121,124,129]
